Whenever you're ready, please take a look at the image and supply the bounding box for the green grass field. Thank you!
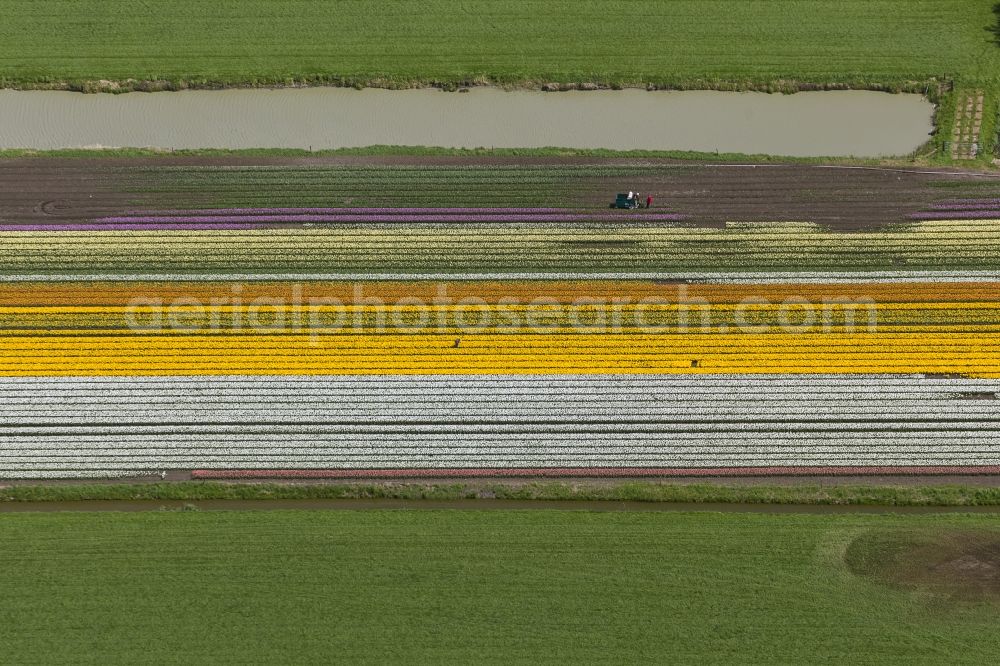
[6,481,1000,506]
[0,1,997,90]
[0,509,998,663]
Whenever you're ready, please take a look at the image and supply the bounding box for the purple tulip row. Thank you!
[131,207,571,216]
[931,199,1000,210]
[907,210,1000,220]
[93,213,688,225]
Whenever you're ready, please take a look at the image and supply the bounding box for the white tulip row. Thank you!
[1,373,999,478]
[1,375,998,427]
[1,457,998,476]
[7,471,142,479]
[5,434,1000,447]
[2,408,998,425]
[1,394,979,403]
[2,461,998,473]
[1,374,997,390]
[0,395,992,405]
[5,436,1000,452]
[3,427,997,440]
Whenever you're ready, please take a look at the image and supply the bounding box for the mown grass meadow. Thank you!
[0,509,998,663]
[0,1,996,90]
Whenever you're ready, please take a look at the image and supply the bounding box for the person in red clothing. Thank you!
[646,195,653,209]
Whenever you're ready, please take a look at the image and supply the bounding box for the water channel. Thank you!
[0,87,934,156]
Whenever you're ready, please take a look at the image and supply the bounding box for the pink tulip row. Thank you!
[191,465,1000,479]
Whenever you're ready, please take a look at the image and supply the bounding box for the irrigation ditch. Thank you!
[0,88,934,157]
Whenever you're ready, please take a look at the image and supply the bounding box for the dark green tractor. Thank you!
[612,192,640,209]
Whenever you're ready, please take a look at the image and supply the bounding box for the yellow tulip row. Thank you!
[2,331,997,346]
[10,325,1000,336]
[2,361,998,377]
[2,332,1000,376]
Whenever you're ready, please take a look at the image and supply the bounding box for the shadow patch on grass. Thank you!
[845,528,1000,602]
[990,3,1000,46]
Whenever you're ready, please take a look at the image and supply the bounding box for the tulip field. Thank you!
[2,159,1000,480]
[3,216,1000,476]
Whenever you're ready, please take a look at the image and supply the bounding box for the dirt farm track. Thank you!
[2,156,999,229]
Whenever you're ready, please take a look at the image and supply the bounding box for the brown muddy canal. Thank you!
[1,499,997,513]
[0,88,934,157]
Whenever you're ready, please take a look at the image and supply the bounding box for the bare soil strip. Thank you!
[2,157,999,229]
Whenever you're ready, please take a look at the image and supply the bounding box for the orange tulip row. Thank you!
[2,281,999,306]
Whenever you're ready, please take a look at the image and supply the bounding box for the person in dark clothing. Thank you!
[646,195,654,209]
